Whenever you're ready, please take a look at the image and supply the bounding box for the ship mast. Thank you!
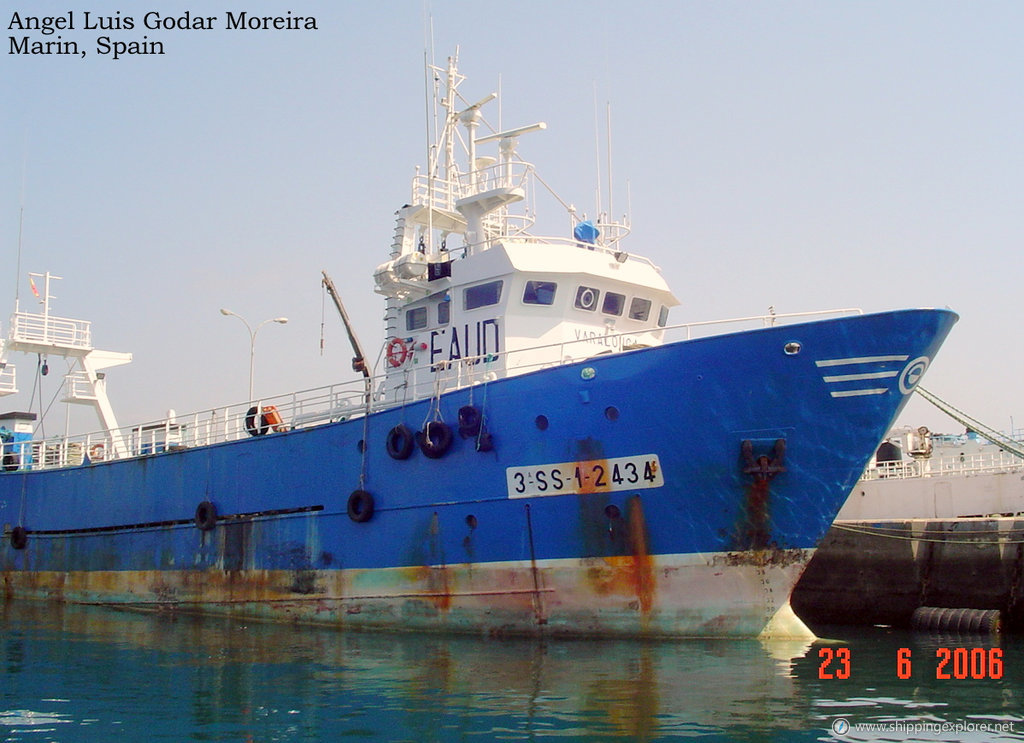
[0,272,132,458]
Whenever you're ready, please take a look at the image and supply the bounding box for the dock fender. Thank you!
[9,526,27,550]
[457,405,482,439]
[194,500,218,531]
[385,424,415,460]
[2,452,20,471]
[244,406,269,436]
[347,490,375,522]
[418,421,453,459]
[476,431,495,452]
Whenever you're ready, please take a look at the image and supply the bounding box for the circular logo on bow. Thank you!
[898,356,930,395]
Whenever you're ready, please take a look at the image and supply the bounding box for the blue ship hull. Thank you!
[1,309,956,637]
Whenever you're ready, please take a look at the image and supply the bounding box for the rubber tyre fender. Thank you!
[244,406,269,437]
[385,424,415,460]
[418,421,453,459]
[347,490,374,523]
[194,500,218,531]
[9,526,27,550]
[457,405,482,439]
[475,431,495,453]
[2,452,20,472]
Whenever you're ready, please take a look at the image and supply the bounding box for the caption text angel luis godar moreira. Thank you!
[9,10,318,60]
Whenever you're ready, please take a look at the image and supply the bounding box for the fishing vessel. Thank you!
[1,56,957,638]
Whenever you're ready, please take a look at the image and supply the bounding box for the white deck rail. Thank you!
[10,311,92,350]
[2,307,861,472]
[862,450,1024,482]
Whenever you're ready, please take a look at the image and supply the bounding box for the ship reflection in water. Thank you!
[1,602,1022,742]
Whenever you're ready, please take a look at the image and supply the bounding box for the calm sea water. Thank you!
[2,600,1022,742]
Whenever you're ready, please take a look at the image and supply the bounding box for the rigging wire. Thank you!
[916,386,1024,460]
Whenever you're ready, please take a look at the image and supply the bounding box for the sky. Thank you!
[2,0,1022,437]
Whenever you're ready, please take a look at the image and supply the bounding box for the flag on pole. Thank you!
[29,277,40,300]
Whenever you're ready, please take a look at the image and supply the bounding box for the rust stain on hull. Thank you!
[716,547,809,568]
[0,553,813,638]
[585,495,655,615]
[626,495,654,614]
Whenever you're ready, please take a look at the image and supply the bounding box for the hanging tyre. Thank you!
[457,405,482,439]
[347,490,374,523]
[476,431,495,452]
[244,406,269,436]
[418,421,453,459]
[9,526,27,550]
[2,451,20,472]
[194,500,218,531]
[385,424,415,460]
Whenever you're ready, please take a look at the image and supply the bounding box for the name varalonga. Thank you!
[8,10,319,34]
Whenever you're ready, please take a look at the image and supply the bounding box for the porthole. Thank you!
[535,415,549,431]
[784,342,802,356]
[574,286,600,311]
[605,406,620,421]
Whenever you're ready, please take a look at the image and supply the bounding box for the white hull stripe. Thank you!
[821,371,899,383]
[815,354,909,367]
[830,388,888,398]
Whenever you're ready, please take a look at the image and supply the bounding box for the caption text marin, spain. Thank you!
[8,10,318,60]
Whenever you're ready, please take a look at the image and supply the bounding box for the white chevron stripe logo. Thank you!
[814,354,917,398]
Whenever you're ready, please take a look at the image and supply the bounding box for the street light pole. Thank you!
[219,309,288,402]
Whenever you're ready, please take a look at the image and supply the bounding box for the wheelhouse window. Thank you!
[658,306,670,327]
[437,298,450,325]
[465,280,503,310]
[406,306,428,331]
[602,292,625,316]
[523,280,557,306]
[628,297,652,321]
[574,286,600,312]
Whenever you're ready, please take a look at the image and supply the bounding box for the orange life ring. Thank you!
[262,404,287,433]
[89,443,106,461]
[386,337,410,367]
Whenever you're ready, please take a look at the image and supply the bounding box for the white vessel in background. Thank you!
[839,386,1024,521]
[839,422,1024,521]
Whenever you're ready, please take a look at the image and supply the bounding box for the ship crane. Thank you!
[916,386,1024,460]
[321,270,369,381]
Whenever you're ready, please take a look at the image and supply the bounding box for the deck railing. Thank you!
[0,363,15,395]
[10,311,92,349]
[862,449,1024,481]
[1,307,861,472]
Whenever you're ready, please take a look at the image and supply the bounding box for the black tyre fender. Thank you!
[457,405,482,439]
[9,526,27,550]
[194,500,218,531]
[2,451,20,472]
[244,406,268,437]
[418,421,453,459]
[347,490,374,523]
[385,424,415,460]
[475,431,495,453]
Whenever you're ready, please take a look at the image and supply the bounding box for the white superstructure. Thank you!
[372,55,677,406]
